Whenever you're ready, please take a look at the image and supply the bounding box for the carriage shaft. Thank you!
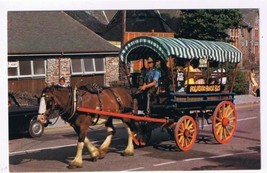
[77,107,168,124]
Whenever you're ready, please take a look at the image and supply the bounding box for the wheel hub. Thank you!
[184,129,190,138]
[222,118,229,127]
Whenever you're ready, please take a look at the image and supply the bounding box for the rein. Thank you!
[50,86,77,122]
[48,115,60,126]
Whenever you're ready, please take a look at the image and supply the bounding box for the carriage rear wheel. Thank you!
[174,115,197,151]
[212,101,237,144]
[131,121,152,147]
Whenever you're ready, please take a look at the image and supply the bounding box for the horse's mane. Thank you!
[41,85,71,95]
[79,83,104,94]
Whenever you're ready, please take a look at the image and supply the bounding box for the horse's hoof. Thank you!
[122,151,134,157]
[68,161,83,169]
[67,164,83,169]
[99,149,107,159]
[99,153,106,159]
[91,156,99,162]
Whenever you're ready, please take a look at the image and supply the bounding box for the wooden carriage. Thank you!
[118,36,242,150]
[77,36,242,151]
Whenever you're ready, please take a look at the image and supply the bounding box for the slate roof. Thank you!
[102,10,174,41]
[65,11,109,34]
[240,9,259,28]
[8,11,119,55]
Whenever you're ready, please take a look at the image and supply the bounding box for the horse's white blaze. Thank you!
[37,96,47,124]
[38,96,46,114]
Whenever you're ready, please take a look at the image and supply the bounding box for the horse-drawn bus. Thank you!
[37,36,242,169]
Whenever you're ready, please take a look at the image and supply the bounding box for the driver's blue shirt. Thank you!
[145,68,161,87]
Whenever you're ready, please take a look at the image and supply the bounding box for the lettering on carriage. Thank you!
[188,85,221,93]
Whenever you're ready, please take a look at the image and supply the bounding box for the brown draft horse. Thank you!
[37,84,134,169]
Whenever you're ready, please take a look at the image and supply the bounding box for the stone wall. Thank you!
[105,56,120,86]
[46,56,123,87]
[46,57,71,85]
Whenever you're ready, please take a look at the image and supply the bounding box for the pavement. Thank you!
[46,94,260,130]
[234,94,260,105]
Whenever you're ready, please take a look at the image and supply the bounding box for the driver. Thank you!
[134,57,161,115]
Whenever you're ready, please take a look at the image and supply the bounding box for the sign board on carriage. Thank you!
[187,84,222,93]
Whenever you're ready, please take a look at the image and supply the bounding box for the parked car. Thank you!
[8,92,44,138]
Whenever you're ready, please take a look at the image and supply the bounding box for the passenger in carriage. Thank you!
[184,60,195,85]
[209,61,227,86]
[192,59,205,84]
[175,59,185,92]
[176,66,185,92]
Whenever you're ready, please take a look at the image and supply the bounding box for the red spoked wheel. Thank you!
[212,101,237,144]
[131,121,152,147]
[174,115,197,151]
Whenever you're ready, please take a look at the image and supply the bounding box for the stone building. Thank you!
[8,11,119,94]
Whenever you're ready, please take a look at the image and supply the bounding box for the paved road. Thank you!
[9,103,260,172]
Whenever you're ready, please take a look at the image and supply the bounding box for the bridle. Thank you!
[40,86,78,123]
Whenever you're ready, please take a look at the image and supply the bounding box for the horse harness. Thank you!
[77,84,124,125]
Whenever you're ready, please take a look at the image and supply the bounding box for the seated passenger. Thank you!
[192,59,205,84]
[209,61,227,85]
[184,61,195,85]
[176,66,185,92]
[214,68,227,85]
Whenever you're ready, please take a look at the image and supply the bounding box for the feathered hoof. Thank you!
[67,161,83,169]
[91,156,99,162]
[98,149,107,159]
[122,151,134,157]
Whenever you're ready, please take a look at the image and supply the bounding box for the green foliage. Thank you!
[176,9,242,41]
[223,64,248,95]
[233,70,249,95]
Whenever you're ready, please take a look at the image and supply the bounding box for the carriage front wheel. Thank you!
[174,115,197,151]
[212,101,237,144]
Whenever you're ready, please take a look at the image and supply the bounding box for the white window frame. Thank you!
[71,57,105,76]
[8,59,46,79]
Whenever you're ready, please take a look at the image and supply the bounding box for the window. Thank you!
[71,57,105,75]
[8,58,46,78]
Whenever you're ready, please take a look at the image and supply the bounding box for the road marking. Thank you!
[204,116,257,127]
[209,153,233,158]
[208,151,257,159]
[121,167,145,172]
[237,117,257,121]
[151,151,258,168]
[9,137,120,156]
[153,161,177,167]
[183,157,205,162]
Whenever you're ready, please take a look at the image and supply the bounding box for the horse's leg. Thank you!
[68,117,99,168]
[84,137,100,161]
[68,123,87,169]
[122,121,134,156]
[98,117,115,159]
[68,141,84,169]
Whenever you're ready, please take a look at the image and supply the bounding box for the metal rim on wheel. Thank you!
[29,119,44,138]
[174,115,197,151]
[212,101,237,144]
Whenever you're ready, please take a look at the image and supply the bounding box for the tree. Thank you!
[176,9,242,41]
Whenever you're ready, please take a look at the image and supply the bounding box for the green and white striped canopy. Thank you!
[119,36,242,63]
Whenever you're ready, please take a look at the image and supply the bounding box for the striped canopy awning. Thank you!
[119,36,242,63]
